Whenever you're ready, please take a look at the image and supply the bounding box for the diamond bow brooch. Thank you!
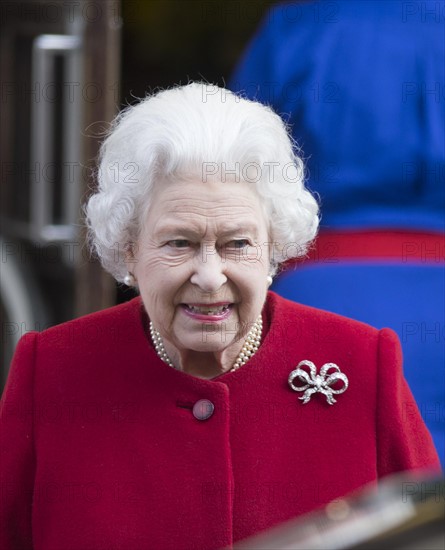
[288,360,349,405]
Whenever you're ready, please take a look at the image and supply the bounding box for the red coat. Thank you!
[0,292,440,549]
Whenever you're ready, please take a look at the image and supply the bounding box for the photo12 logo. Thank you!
[201,161,303,186]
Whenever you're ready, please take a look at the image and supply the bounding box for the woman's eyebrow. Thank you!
[155,227,201,239]
[154,221,259,237]
[218,224,259,238]
[152,218,202,235]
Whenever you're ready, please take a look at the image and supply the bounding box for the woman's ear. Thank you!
[124,241,138,285]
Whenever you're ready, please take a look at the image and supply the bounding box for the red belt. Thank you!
[290,230,445,265]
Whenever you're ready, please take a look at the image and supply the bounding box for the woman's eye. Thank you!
[168,239,190,248]
[226,239,250,249]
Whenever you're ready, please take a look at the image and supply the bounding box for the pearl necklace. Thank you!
[149,315,263,373]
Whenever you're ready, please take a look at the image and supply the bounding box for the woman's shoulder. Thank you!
[29,296,145,350]
[267,290,384,339]
[5,297,150,406]
[266,291,395,371]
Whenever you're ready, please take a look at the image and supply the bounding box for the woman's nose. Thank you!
[190,245,227,292]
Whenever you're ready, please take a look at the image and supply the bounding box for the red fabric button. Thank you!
[192,399,214,421]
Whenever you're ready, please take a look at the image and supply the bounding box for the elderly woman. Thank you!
[0,83,440,549]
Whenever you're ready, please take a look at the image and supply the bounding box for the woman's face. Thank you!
[131,178,271,356]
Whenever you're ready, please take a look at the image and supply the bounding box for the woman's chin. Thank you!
[171,321,239,353]
[168,322,235,351]
[176,336,235,355]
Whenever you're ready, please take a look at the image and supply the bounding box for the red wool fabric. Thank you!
[0,292,440,549]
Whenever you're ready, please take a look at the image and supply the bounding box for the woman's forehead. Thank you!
[142,177,270,236]
[150,179,263,213]
[153,216,262,237]
[147,209,267,241]
[152,175,259,197]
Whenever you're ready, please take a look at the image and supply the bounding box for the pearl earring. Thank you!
[266,275,273,287]
[124,272,136,286]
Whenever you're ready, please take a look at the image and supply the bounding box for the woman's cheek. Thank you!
[136,253,181,277]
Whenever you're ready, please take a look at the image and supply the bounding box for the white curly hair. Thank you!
[85,82,319,282]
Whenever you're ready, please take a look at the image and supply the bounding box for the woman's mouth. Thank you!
[181,303,233,321]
